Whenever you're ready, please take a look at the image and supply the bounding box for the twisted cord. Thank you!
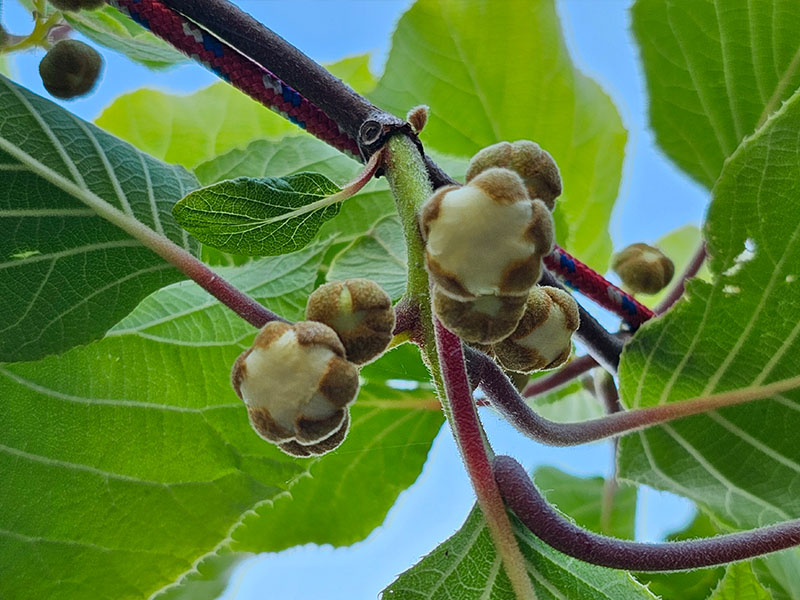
[108,0,361,158]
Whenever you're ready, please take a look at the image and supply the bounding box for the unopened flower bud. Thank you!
[612,243,675,295]
[305,279,395,365]
[421,168,553,300]
[433,286,527,344]
[231,321,359,456]
[466,140,562,211]
[38,40,102,99]
[494,286,580,373]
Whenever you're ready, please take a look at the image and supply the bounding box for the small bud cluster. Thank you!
[612,243,674,295]
[422,141,578,373]
[232,279,394,457]
[38,40,103,100]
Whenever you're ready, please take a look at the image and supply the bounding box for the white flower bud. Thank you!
[494,286,580,373]
[420,168,553,300]
[231,321,359,455]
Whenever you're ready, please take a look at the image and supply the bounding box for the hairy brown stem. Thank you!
[469,348,800,446]
[522,354,597,398]
[494,454,800,571]
[655,241,707,314]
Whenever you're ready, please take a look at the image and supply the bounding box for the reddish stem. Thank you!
[494,454,800,571]
[522,354,597,398]
[470,348,797,447]
[655,242,707,314]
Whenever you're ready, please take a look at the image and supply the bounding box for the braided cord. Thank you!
[108,0,361,158]
[108,0,654,329]
[544,246,654,328]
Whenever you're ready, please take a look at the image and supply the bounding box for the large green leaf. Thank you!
[173,173,342,256]
[64,5,187,69]
[617,90,800,531]
[533,466,637,540]
[632,0,800,187]
[94,54,373,169]
[383,505,656,600]
[369,0,626,271]
[0,243,443,600]
[95,83,295,169]
[0,75,198,362]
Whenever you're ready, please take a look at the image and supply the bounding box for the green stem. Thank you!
[383,135,535,599]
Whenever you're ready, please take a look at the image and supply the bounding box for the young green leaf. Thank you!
[0,243,443,600]
[0,75,199,362]
[617,89,800,531]
[64,5,187,70]
[633,0,800,187]
[369,0,626,271]
[383,505,657,600]
[753,548,800,600]
[708,563,772,600]
[173,173,343,256]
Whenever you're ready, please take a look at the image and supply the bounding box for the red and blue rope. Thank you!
[106,0,655,329]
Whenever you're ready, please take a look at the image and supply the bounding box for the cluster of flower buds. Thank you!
[421,141,580,373]
[232,279,394,457]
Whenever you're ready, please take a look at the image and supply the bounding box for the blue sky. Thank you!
[2,1,709,598]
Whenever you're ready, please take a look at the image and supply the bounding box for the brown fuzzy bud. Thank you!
[278,413,350,457]
[48,0,105,11]
[466,140,562,211]
[231,321,359,456]
[305,278,395,365]
[494,286,580,373]
[38,40,102,99]
[506,370,530,393]
[406,104,429,133]
[612,243,675,295]
[433,286,527,344]
[420,168,554,300]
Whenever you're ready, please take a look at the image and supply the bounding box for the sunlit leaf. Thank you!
[369,0,626,271]
[64,5,187,69]
[618,90,800,531]
[0,75,198,362]
[0,243,443,600]
[708,562,772,600]
[383,505,656,600]
[632,0,800,187]
[174,173,342,256]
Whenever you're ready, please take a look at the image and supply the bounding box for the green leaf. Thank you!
[326,53,377,94]
[534,466,637,540]
[632,0,800,187]
[0,243,443,600]
[94,53,373,169]
[383,505,656,600]
[617,90,800,530]
[753,549,800,600]
[64,5,187,69]
[95,83,296,168]
[327,214,408,300]
[0,75,198,362]
[173,173,343,256]
[634,511,726,600]
[194,136,361,187]
[709,563,772,600]
[369,0,626,271]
